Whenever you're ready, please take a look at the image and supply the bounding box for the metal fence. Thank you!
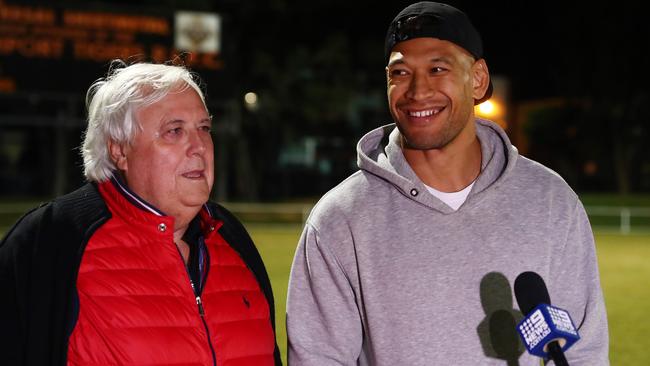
[584,206,650,234]
[2,202,650,234]
[221,204,650,234]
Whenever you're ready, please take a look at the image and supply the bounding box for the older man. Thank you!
[0,61,281,365]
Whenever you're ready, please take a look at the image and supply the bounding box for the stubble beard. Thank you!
[397,118,465,151]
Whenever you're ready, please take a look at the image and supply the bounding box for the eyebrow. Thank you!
[162,119,184,126]
[387,56,453,68]
[429,56,453,64]
[162,116,212,125]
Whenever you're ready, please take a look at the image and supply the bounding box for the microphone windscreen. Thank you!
[514,271,551,315]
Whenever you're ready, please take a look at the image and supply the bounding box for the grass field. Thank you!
[248,223,650,366]
[248,223,302,365]
[595,232,650,366]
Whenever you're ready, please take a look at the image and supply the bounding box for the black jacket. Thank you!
[0,183,282,365]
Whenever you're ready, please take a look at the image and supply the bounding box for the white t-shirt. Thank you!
[425,181,475,210]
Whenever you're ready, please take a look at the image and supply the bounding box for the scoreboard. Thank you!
[0,0,225,95]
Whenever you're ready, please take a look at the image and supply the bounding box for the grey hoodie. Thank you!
[287,119,609,365]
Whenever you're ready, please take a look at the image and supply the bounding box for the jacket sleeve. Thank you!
[286,222,362,365]
[549,200,609,365]
[0,207,42,365]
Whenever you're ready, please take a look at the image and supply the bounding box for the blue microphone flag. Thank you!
[516,303,580,357]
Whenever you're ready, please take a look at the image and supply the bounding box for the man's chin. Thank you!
[178,186,210,206]
[184,193,210,206]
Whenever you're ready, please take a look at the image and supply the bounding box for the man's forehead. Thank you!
[387,38,474,65]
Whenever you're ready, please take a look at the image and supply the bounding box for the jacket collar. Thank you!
[98,174,221,234]
[110,174,166,216]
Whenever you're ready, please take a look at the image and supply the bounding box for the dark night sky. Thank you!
[3,0,648,104]
[1,0,648,196]
[224,0,647,102]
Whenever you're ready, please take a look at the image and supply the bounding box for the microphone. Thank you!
[513,271,580,366]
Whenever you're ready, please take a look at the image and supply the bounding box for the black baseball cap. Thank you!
[384,1,493,104]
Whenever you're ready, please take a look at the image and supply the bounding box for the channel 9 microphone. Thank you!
[514,271,580,366]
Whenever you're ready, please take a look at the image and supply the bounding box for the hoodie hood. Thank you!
[356,118,519,213]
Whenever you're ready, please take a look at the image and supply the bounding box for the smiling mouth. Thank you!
[407,107,444,118]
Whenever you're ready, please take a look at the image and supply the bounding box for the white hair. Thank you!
[81,60,206,182]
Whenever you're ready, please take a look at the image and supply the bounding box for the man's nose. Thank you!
[406,71,435,100]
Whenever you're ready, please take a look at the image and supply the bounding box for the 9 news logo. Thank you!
[516,304,581,357]
[518,309,551,348]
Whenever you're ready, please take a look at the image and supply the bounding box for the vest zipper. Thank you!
[176,242,217,366]
[190,280,217,366]
[196,294,205,316]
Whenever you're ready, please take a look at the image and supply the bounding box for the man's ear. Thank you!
[108,140,128,171]
[472,59,490,101]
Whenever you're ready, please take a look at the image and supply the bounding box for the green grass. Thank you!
[595,232,650,366]
[247,223,302,365]
[250,225,650,366]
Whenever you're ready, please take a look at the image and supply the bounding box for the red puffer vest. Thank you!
[67,181,276,365]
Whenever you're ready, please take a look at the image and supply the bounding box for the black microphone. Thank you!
[514,271,580,366]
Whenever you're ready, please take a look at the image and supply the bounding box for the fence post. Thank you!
[620,208,631,235]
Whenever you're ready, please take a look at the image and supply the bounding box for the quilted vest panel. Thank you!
[67,181,275,365]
